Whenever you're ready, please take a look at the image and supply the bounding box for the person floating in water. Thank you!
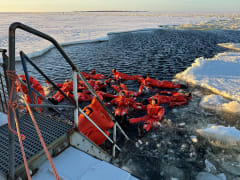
[148,91,192,107]
[78,94,114,145]
[106,90,142,126]
[80,69,106,80]
[112,68,142,82]
[48,80,73,105]
[129,98,165,133]
[137,74,186,95]
[16,75,45,112]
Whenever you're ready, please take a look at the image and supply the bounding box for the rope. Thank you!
[7,70,30,179]
[7,71,60,180]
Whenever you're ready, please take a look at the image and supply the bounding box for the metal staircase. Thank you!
[0,22,130,180]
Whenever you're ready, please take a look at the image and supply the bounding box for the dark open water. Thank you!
[15,28,240,180]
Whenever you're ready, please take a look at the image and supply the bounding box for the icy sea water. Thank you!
[15,28,240,180]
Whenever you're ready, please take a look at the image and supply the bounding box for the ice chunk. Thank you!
[205,159,216,173]
[197,125,240,149]
[190,136,198,143]
[218,43,240,52]
[176,51,240,102]
[200,94,240,115]
[196,172,222,180]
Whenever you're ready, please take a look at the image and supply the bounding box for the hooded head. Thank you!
[119,90,125,97]
[151,98,158,105]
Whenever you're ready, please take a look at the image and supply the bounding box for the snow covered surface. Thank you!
[176,52,240,102]
[0,12,228,62]
[32,146,138,180]
[196,125,240,149]
[0,112,7,126]
[218,43,240,51]
[200,95,240,115]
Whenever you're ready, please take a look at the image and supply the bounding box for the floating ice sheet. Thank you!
[197,125,240,149]
[176,51,240,101]
[218,43,240,51]
[200,94,240,115]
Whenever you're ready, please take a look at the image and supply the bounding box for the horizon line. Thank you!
[0,10,240,14]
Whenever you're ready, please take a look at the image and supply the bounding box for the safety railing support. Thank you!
[78,106,121,151]
[8,24,17,180]
[73,70,79,127]
[20,51,75,105]
[0,74,7,113]
[7,23,129,175]
[112,123,117,157]
[20,51,35,105]
[76,71,130,141]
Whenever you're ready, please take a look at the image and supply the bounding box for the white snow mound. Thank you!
[176,51,240,101]
[200,95,240,114]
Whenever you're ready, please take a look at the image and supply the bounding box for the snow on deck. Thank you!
[0,112,7,127]
[32,147,138,180]
[176,51,240,102]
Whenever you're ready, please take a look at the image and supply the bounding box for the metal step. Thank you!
[0,112,73,177]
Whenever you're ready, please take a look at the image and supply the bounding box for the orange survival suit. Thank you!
[138,76,181,95]
[129,100,165,132]
[80,70,106,80]
[16,75,45,112]
[111,83,139,97]
[148,91,192,107]
[112,69,142,81]
[78,95,114,145]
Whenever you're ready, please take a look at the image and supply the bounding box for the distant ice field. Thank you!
[0,12,237,61]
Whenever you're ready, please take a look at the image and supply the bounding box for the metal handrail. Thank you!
[20,51,75,105]
[8,22,129,179]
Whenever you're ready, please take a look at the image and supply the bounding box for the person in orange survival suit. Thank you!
[80,70,106,80]
[16,75,45,112]
[67,91,93,102]
[112,69,142,82]
[106,91,131,117]
[129,98,165,133]
[105,91,142,127]
[48,80,73,105]
[111,83,139,97]
[137,75,186,95]
[78,93,114,145]
[148,91,192,107]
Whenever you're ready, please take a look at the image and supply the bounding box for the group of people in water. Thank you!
[16,68,192,145]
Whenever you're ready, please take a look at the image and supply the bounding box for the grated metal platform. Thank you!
[0,113,73,176]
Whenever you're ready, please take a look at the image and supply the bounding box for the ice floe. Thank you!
[200,94,240,115]
[196,125,240,149]
[176,51,240,102]
[218,43,240,51]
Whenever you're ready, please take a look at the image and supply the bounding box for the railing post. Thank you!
[8,24,16,180]
[73,70,79,128]
[20,52,35,105]
[112,123,117,157]
[1,49,9,91]
[76,71,129,141]
[0,74,7,113]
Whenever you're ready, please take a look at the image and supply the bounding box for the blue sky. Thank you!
[1,0,239,12]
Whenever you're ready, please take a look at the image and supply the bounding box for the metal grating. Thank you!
[0,112,73,176]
